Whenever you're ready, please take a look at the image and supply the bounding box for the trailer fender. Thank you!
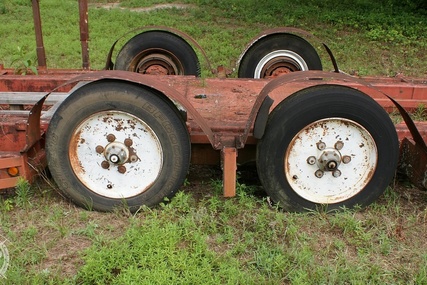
[59,70,215,145]
[105,26,213,73]
[246,70,426,151]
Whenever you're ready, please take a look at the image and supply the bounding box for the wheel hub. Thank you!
[130,49,183,75]
[254,50,309,79]
[104,141,130,165]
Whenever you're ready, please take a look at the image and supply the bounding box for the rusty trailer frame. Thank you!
[0,67,427,197]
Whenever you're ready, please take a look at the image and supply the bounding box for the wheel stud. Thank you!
[307,156,316,165]
[101,160,110,169]
[130,155,138,163]
[334,141,344,150]
[107,134,116,142]
[342,155,351,164]
[317,141,326,150]
[315,169,324,178]
[333,170,342,178]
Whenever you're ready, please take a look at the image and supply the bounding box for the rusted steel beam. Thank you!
[222,147,237,197]
[399,137,427,190]
[79,0,90,69]
[31,0,47,69]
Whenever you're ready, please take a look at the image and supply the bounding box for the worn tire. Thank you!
[256,85,398,211]
[238,34,322,78]
[115,31,200,76]
[46,80,191,212]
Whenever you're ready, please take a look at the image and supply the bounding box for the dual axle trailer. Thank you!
[0,0,427,212]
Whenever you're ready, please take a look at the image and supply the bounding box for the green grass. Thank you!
[1,175,427,284]
[0,0,425,76]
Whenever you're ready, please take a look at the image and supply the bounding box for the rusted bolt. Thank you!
[95,145,104,154]
[107,134,116,142]
[101,160,110,169]
[124,138,133,147]
[333,169,342,178]
[315,169,324,178]
[118,165,126,174]
[317,141,326,150]
[342,155,351,164]
[334,141,344,150]
[307,156,316,165]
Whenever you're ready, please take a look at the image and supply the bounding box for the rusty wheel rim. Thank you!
[284,118,378,204]
[69,111,163,199]
[128,48,184,75]
[254,50,309,78]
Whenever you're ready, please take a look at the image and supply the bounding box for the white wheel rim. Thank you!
[285,118,377,204]
[69,111,163,199]
[254,50,309,78]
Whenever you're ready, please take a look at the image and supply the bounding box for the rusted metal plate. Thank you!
[399,138,427,190]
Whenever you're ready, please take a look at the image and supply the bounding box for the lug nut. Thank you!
[317,141,326,150]
[333,170,342,178]
[342,155,351,164]
[118,165,127,174]
[307,156,316,165]
[107,134,116,142]
[96,145,104,154]
[101,160,110,169]
[315,169,324,178]
[334,141,344,150]
[130,155,138,163]
[124,138,133,147]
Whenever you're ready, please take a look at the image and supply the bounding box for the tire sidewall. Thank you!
[238,34,322,78]
[115,31,200,76]
[257,85,398,211]
[46,81,190,211]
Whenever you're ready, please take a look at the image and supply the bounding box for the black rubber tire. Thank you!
[238,34,322,78]
[46,80,191,212]
[115,31,200,76]
[256,85,399,212]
